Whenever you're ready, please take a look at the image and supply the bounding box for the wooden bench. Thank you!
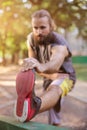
[0,115,69,130]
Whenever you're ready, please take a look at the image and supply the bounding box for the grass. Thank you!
[74,64,87,82]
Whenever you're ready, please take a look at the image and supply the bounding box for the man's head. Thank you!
[31,9,56,44]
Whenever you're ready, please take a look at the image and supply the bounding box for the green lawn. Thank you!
[74,64,87,82]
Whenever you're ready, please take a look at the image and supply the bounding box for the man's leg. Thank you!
[15,71,73,122]
[39,84,62,113]
[48,98,64,125]
[49,108,61,125]
[39,78,73,125]
[39,78,64,113]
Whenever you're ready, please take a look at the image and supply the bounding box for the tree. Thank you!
[0,0,87,65]
[0,0,31,64]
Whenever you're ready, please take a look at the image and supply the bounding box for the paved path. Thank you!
[69,80,87,103]
[0,65,87,129]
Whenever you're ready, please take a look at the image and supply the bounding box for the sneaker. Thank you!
[14,95,41,122]
[14,69,41,122]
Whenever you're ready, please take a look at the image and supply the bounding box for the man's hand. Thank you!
[22,58,38,71]
[22,57,46,73]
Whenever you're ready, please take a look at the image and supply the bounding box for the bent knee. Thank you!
[47,85,62,96]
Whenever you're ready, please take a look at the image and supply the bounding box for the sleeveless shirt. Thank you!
[27,31,76,84]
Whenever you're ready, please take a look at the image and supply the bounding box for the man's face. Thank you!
[32,16,51,44]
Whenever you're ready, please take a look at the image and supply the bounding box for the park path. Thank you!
[0,65,87,129]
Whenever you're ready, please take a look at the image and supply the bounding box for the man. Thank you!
[15,9,76,126]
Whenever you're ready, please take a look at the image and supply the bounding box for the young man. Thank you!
[15,9,76,126]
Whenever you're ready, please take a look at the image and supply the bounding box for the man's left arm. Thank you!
[36,45,68,73]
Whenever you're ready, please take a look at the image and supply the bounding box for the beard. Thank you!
[34,33,51,45]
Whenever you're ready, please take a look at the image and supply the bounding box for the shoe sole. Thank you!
[14,99,28,122]
[15,70,35,117]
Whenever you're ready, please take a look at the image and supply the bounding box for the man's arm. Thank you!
[22,45,68,74]
[36,45,68,73]
[39,72,69,80]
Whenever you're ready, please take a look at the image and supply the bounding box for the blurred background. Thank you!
[0,1,87,128]
[0,0,87,64]
[0,0,87,81]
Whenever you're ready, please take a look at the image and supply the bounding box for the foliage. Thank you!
[0,0,87,65]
